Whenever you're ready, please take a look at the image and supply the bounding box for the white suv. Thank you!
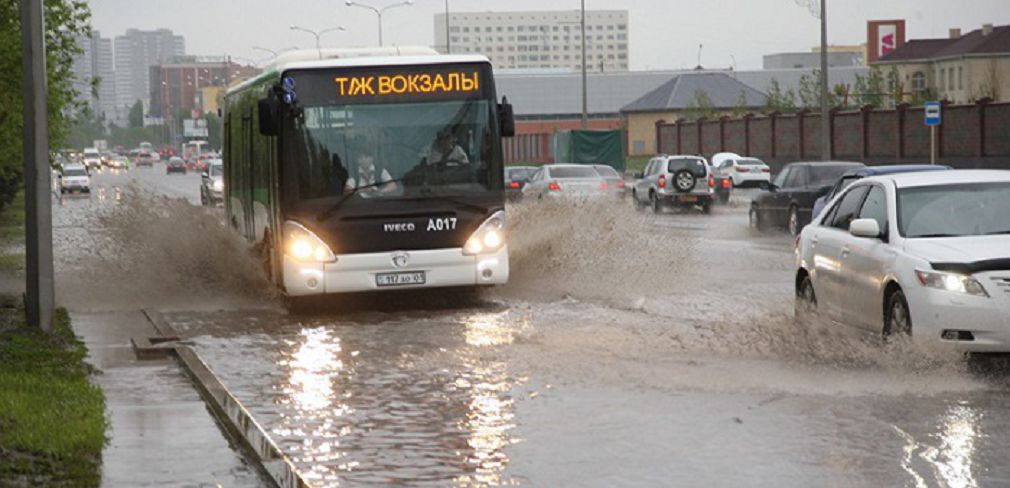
[795,170,1010,352]
[631,155,715,213]
[59,163,91,194]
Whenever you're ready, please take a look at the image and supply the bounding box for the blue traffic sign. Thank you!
[924,101,942,126]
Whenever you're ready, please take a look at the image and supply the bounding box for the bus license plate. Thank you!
[376,272,426,287]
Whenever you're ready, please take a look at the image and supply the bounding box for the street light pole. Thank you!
[444,0,451,53]
[20,0,54,332]
[345,1,414,47]
[290,25,345,59]
[580,0,588,129]
[819,0,830,160]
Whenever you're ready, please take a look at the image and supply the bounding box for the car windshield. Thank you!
[898,182,1010,238]
[64,168,87,177]
[506,167,536,181]
[210,165,223,177]
[84,152,99,158]
[738,158,765,166]
[284,99,493,202]
[593,166,621,177]
[550,167,598,178]
[810,165,858,187]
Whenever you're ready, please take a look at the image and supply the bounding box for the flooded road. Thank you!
[57,168,1010,487]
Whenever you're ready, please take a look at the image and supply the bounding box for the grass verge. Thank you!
[0,306,107,487]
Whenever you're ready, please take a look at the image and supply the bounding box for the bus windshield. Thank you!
[284,99,494,203]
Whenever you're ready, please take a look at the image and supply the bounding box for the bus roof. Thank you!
[227,47,490,97]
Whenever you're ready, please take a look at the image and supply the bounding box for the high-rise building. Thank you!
[148,57,260,118]
[434,10,629,72]
[70,31,116,121]
[113,28,185,124]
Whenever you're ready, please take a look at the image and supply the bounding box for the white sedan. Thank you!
[711,152,771,187]
[794,170,1010,352]
[521,164,610,199]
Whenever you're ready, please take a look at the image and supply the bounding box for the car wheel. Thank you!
[719,191,730,204]
[702,200,712,214]
[200,190,207,206]
[749,206,766,232]
[788,206,800,236]
[651,193,662,214]
[632,190,646,210]
[795,274,817,325]
[884,288,912,339]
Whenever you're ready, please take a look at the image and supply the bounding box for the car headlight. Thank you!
[284,221,336,263]
[915,269,989,297]
[213,180,224,191]
[463,210,506,256]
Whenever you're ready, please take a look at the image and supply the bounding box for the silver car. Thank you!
[200,159,224,206]
[631,155,715,213]
[521,164,609,199]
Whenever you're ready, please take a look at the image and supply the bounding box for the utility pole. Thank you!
[819,0,831,161]
[20,0,55,332]
[346,1,413,47]
[580,0,588,129]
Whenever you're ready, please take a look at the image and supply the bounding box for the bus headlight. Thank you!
[284,221,336,263]
[463,210,506,256]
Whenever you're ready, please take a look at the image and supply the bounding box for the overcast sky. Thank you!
[87,0,1010,70]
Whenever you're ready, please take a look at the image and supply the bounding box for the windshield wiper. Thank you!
[983,230,1010,236]
[316,177,406,221]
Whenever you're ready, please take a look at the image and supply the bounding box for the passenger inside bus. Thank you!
[345,151,398,194]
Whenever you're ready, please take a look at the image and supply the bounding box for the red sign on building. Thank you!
[867,20,906,63]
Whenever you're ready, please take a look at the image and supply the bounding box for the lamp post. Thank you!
[580,0,587,128]
[252,45,299,58]
[795,0,831,160]
[289,25,346,59]
[444,0,451,53]
[345,0,413,47]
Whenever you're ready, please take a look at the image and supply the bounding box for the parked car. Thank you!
[591,164,628,199]
[59,163,90,194]
[795,170,1010,352]
[712,152,772,188]
[504,166,537,200]
[166,157,187,174]
[750,161,865,235]
[811,165,952,219]
[631,155,715,213]
[522,164,609,199]
[200,159,225,206]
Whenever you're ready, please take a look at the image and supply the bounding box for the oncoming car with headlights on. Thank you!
[794,170,1010,352]
[224,48,516,300]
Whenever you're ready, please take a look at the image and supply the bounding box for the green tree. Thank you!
[128,99,144,128]
[764,78,797,114]
[0,0,92,211]
[798,70,840,110]
[732,89,749,117]
[853,66,887,107]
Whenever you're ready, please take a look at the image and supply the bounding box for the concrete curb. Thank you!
[143,310,312,488]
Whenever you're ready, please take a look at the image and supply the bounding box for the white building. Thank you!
[434,10,628,72]
[113,28,185,125]
[70,31,115,121]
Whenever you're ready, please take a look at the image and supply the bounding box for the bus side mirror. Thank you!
[258,98,279,136]
[498,97,515,138]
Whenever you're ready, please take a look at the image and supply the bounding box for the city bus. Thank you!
[223,48,515,298]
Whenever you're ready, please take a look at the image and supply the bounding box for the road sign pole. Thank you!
[20,0,55,332]
[930,125,936,165]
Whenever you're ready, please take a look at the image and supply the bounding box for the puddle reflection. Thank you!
[932,404,980,488]
[271,312,522,486]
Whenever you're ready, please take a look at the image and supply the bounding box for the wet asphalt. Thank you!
[58,167,1010,487]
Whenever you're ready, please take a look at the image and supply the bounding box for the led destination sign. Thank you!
[287,63,492,105]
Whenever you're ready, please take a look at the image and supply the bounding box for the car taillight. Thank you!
[617,181,626,188]
[721,179,731,188]
[598,181,609,190]
[508,181,520,189]
[737,167,750,173]
[658,175,666,188]
[708,176,715,188]
[548,181,561,191]
[762,168,770,173]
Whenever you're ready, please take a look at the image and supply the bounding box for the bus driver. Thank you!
[345,151,398,193]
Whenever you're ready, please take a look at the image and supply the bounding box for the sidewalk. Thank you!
[72,311,267,487]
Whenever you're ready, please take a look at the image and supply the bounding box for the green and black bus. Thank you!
[223,48,515,297]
